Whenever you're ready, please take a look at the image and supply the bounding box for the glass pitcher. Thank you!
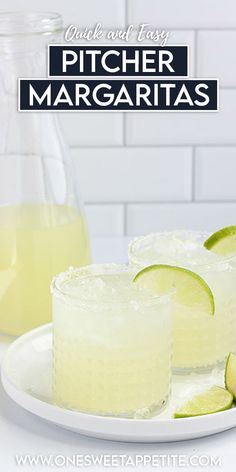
[0,12,91,337]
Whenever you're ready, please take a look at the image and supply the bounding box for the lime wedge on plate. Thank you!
[225,352,236,399]
[174,386,233,418]
[204,226,236,256]
[133,264,215,315]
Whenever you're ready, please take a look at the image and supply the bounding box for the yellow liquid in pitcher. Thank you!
[0,204,90,336]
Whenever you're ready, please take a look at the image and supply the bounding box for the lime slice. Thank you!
[204,226,236,256]
[174,386,233,418]
[133,264,214,315]
[225,352,236,399]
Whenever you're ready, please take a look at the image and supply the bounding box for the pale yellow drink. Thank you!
[129,231,236,371]
[52,265,172,418]
[0,204,90,336]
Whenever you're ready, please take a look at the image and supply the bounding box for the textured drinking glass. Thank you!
[128,231,236,372]
[0,12,90,337]
[52,264,172,418]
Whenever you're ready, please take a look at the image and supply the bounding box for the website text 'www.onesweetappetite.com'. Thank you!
[14,453,222,468]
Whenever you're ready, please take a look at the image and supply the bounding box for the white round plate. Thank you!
[1,324,236,443]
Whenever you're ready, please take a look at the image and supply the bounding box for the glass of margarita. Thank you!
[129,231,236,372]
[52,264,172,418]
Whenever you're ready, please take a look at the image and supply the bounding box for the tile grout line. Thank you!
[191,146,196,202]
[85,200,236,205]
[123,113,127,146]
[80,27,236,33]
[194,30,198,77]
[123,203,128,236]
[71,143,236,150]
[124,0,129,27]
[122,0,128,158]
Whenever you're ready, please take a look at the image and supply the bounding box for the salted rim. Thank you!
[0,11,63,36]
[51,264,172,307]
[128,230,236,270]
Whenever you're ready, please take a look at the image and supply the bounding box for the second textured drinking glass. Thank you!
[52,264,172,418]
[128,231,236,372]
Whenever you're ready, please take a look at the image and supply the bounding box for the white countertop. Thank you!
[0,237,235,471]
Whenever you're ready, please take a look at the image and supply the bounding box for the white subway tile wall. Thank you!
[6,0,236,235]
[127,203,236,236]
[85,204,124,236]
[197,31,236,87]
[127,0,236,28]
[71,147,192,202]
[60,113,124,147]
[195,148,236,201]
[126,90,236,146]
